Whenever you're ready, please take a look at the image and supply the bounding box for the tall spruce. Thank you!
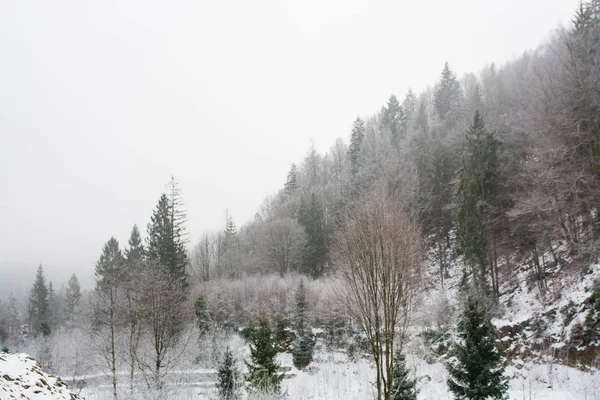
[297,193,328,278]
[433,62,463,121]
[380,94,406,147]
[245,318,283,394]
[65,273,82,321]
[94,237,124,399]
[455,111,502,297]
[447,295,508,400]
[146,191,189,286]
[28,265,50,336]
[391,351,418,400]
[284,163,299,195]
[348,117,366,176]
[292,279,314,370]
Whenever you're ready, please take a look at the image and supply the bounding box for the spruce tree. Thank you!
[245,318,283,394]
[195,293,211,334]
[217,346,240,400]
[284,163,299,195]
[65,273,82,320]
[28,265,50,336]
[348,117,366,176]
[146,192,189,286]
[380,94,406,147]
[433,62,462,120]
[446,296,508,400]
[297,193,328,278]
[391,351,418,400]
[292,280,314,370]
[455,111,502,297]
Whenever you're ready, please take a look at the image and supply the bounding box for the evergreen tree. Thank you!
[195,293,211,334]
[446,296,508,400]
[391,351,418,400]
[455,112,502,296]
[124,224,144,264]
[245,318,283,394]
[297,193,328,278]
[402,88,418,120]
[380,94,406,146]
[348,117,366,176]
[65,273,82,320]
[47,281,58,329]
[433,62,463,120]
[146,192,189,286]
[284,163,299,195]
[94,237,124,399]
[292,280,315,369]
[28,265,50,336]
[217,346,240,399]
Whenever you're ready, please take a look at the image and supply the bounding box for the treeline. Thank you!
[190,0,600,302]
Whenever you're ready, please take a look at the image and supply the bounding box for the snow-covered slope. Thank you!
[0,352,81,400]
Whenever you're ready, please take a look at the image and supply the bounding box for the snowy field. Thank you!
[72,349,600,400]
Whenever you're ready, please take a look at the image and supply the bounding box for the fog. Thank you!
[0,0,577,292]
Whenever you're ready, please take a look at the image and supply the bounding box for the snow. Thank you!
[0,352,81,400]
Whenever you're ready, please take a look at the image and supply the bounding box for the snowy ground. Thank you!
[70,347,600,400]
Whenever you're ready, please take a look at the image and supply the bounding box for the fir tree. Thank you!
[455,111,502,297]
[245,318,283,394]
[65,273,82,320]
[217,346,240,400]
[28,265,50,336]
[380,94,406,147]
[391,351,418,400]
[446,296,508,400]
[292,280,314,369]
[348,117,366,176]
[124,224,144,265]
[284,163,299,195]
[146,192,189,286]
[433,62,462,120]
[297,193,328,278]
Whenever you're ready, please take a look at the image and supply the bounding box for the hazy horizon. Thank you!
[0,0,578,294]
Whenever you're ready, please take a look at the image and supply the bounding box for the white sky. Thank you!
[0,0,578,292]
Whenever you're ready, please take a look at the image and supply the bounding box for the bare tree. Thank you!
[260,217,307,276]
[331,184,424,400]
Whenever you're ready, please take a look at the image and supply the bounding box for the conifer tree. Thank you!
[217,346,240,400]
[292,280,314,370]
[446,296,508,400]
[195,293,211,334]
[146,192,189,286]
[297,193,328,278]
[380,94,406,147]
[28,265,50,336]
[433,62,462,121]
[284,163,299,195]
[391,351,418,400]
[348,117,366,176]
[245,318,283,394]
[455,111,502,297]
[94,237,124,399]
[65,273,82,320]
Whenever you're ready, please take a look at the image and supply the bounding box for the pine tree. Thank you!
[297,193,328,278]
[245,318,283,394]
[65,273,82,320]
[284,163,299,195]
[455,111,502,297]
[402,88,418,120]
[380,94,406,147]
[348,117,366,176]
[146,192,189,286]
[292,280,315,370]
[391,351,418,400]
[433,62,463,121]
[28,265,50,336]
[217,346,239,400]
[94,237,124,399]
[124,224,144,264]
[446,296,508,400]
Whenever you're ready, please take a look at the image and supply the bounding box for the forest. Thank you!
[1,1,600,399]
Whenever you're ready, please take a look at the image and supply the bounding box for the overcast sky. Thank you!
[0,0,578,292]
